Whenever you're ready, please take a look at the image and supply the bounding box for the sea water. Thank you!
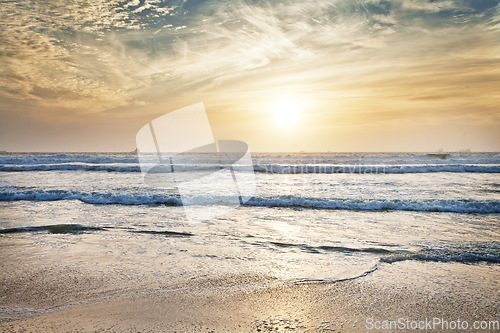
[0,152,499,303]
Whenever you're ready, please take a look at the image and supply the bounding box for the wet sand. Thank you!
[1,261,498,332]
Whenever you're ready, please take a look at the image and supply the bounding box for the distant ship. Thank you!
[426,153,448,160]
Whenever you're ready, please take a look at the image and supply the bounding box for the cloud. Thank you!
[0,0,186,111]
[398,0,458,13]
[0,0,498,116]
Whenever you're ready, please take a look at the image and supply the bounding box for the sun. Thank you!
[271,98,301,126]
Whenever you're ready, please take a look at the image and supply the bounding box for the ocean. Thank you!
[0,152,499,320]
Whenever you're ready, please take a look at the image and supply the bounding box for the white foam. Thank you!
[254,164,500,174]
[246,196,500,213]
[1,190,498,213]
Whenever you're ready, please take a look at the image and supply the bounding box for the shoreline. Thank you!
[1,261,498,332]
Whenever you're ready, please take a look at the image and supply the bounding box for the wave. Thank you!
[0,224,106,234]
[1,190,498,213]
[0,190,182,206]
[381,243,500,264]
[266,241,393,254]
[0,154,138,165]
[247,196,500,214]
[129,230,193,237]
[2,163,499,173]
[254,164,500,174]
[265,241,500,264]
[0,224,194,237]
[3,153,499,165]
[0,163,141,172]
[1,153,499,174]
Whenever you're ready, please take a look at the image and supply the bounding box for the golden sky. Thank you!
[1,0,499,152]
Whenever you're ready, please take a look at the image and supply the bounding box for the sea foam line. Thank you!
[1,163,499,173]
[0,190,498,213]
[254,164,500,174]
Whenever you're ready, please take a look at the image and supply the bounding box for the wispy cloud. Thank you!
[0,0,187,110]
[0,0,499,150]
[2,0,498,110]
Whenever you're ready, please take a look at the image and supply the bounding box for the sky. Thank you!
[0,0,499,152]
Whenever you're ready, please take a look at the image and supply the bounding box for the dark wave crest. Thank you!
[1,190,499,214]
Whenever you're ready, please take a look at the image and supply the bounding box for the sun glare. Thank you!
[271,98,301,126]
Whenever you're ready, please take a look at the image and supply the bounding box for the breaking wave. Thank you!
[1,190,498,213]
[1,163,499,173]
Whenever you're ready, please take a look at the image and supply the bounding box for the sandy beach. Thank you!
[1,259,498,332]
